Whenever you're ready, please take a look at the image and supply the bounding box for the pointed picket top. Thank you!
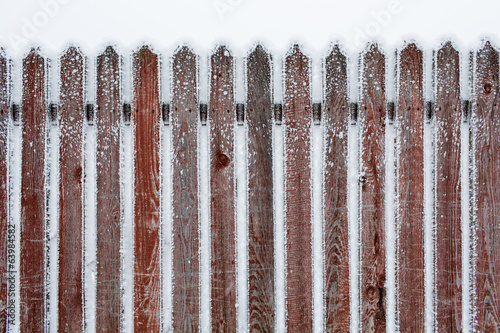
[0,49,9,109]
[248,43,271,63]
[326,44,347,66]
[173,44,196,62]
[211,44,233,68]
[23,47,45,71]
[285,43,309,69]
[363,42,383,59]
[61,45,84,62]
[99,45,119,62]
[400,42,423,63]
[134,45,159,69]
[438,40,458,56]
[478,40,497,58]
[476,40,499,82]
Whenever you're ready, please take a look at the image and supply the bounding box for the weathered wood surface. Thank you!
[323,45,350,332]
[359,44,386,332]
[435,42,462,332]
[133,46,161,332]
[246,44,275,332]
[284,45,312,332]
[0,51,9,331]
[20,49,47,332]
[95,46,122,332]
[58,46,85,333]
[473,41,500,332]
[396,43,425,332]
[210,45,236,333]
[171,46,200,332]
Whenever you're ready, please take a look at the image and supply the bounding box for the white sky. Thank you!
[0,0,499,57]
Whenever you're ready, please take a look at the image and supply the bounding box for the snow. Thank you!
[2,1,498,332]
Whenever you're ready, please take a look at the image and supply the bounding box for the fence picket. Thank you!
[435,42,462,332]
[58,46,86,332]
[323,45,350,332]
[209,45,237,332]
[133,46,161,332]
[171,46,200,332]
[284,45,312,333]
[359,44,387,332]
[472,41,500,332]
[0,51,9,331]
[20,49,47,333]
[95,46,122,332]
[246,44,275,332]
[396,43,425,332]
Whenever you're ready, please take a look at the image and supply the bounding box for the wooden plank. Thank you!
[95,46,122,332]
[171,46,200,331]
[209,45,236,332]
[58,46,85,333]
[359,44,386,332]
[323,45,350,332]
[0,50,10,331]
[472,41,500,332]
[435,42,462,332]
[133,46,161,332]
[396,43,425,332]
[284,45,312,332]
[20,49,47,332]
[246,44,274,332]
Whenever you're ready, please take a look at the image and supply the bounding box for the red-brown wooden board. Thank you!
[133,46,161,332]
[0,51,9,331]
[20,49,47,332]
[210,45,236,333]
[58,46,85,333]
[284,45,312,333]
[246,44,274,332]
[359,44,386,332]
[472,41,500,332]
[396,43,424,332]
[171,46,200,331]
[435,42,462,332]
[323,45,350,332]
[95,46,122,332]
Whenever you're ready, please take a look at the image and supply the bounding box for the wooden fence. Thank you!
[0,41,498,332]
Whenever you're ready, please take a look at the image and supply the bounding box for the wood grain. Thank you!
[396,43,425,332]
[359,44,386,332]
[246,44,274,332]
[210,45,236,333]
[133,46,161,332]
[58,46,85,333]
[435,42,462,332]
[472,41,500,332]
[171,46,200,332]
[20,49,47,333]
[0,51,9,332]
[284,45,312,333]
[96,46,122,332]
[323,45,350,332]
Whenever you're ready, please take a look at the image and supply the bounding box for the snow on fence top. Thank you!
[0,41,498,332]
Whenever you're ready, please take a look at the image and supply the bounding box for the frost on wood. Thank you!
[323,45,350,332]
[472,41,500,333]
[246,44,275,333]
[396,43,425,332]
[132,46,162,332]
[209,45,237,333]
[435,41,462,332]
[0,50,10,332]
[284,44,313,333]
[171,46,200,332]
[20,48,47,333]
[58,46,85,333]
[359,43,386,332]
[95,45,122,333]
